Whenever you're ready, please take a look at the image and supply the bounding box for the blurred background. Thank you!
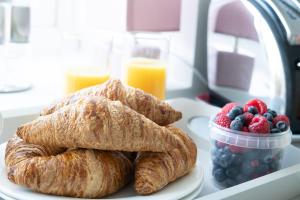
[0,0,206,102]
[1,0,300,140]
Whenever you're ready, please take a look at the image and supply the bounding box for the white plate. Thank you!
[0,143,204,200]
[0,192,15,200]
[0,180,204,200]
[180,181,204,200]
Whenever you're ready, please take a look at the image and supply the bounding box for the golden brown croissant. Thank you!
[40,79,182,126]
[5,136,133,198]
[134,126,197,194]
[17,96,179,152]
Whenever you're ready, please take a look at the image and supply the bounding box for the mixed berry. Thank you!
[211,99,289,187]
[211,141,283,187]
[214,99,290,134]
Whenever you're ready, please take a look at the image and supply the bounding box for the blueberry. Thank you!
[244,150,260,161]
[226,166,240,178]
[268,121,273,130]
[213,164,221,171]
[227,106,243,120]
[236,174,249,184]
[224,178,237,187]
[230,120,243,131]
[212,156,219,166]
[219,152,234,168]
[248,106,258,115]
[218,154,229,168]
[223,145,231,154]
[263,112,273,122]
[233,154,243,165]
[258,149,272,160]
[241,161,255,175]
[263,154,273,164]
[233,106,244,114]
[276,121,288,132]
[213,167,226,182]
[212,148,223,157]
[215,140,225,149]
[271,128,280,134]
[267,109,277,118]
[256,163,269,175]
[269,160,280,171]
[235,114,245,125]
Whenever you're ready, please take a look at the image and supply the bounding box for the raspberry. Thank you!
[229,145,246,153]
[221,102,238,114]
[216,141,226,148]
[243,112,254,126]
[273,115,290,126]
[242,126,249,132]
[250,160,260,168]
[249,116,270,134]
[214,113,231,128]
[243,99,267,115]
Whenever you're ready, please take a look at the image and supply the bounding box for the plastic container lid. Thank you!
[209,120,292,149]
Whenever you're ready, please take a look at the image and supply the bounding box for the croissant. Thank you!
[17,96,179,152]
[5,136,133,198]
[40,79,182,126]
[134,126,197,194]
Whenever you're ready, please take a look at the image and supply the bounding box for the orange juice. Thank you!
[125,58,166,99]
[65,67,110,94]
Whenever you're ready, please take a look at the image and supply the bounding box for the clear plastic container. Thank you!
[209,119,292,188]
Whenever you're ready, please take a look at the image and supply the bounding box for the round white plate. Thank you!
[0,143,204,200]
[180,180,204,200]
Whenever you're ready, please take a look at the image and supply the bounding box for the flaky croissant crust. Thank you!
[17,97,179,152]
[5,136,133,198]
[134,126,197,194]
[41,79,182,126]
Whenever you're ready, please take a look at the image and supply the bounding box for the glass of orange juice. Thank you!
[123,34,169,99]
[63,32,112,94]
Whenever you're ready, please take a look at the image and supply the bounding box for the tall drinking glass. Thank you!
[123,34,169,100]
[63,32,112,94]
